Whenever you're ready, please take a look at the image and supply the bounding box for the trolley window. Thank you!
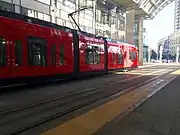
[14,40,22,66]
[85,46,92,64]
[117,50,123,64]
[28,37,47,66]
[129,51,136,60]
[85,45,100,64]
[60,45,65,65]
[134,52,137,60]
[0,37,6,66]
[51,45,56,66]
[112,52,116,64]
[93,46,100,64]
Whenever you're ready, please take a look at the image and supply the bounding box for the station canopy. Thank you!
[112,0,174,19]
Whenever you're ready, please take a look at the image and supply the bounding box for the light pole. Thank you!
[159,45,163,63]
[166,39,170,63]
[176,46,179,63]
[148,45,151,63]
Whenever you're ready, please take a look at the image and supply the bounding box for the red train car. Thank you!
[0,10,74,85]
[107,41,123,70]
[0,10,138,86]
[78,32,105,72]
[123,43,138,69]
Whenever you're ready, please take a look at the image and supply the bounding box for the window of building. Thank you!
[79,0,92,6]
[117,20,125,31]
[96,10,101,23]
[0,1,14,12]
[38,12,44,20]
[134,22,139,34]
[0,37,6,66]
[57,1,61,8]
[62,0,75,12]
[57,18,63,25]
[44,14,51,22]
[15,5,21,14]
[67,0,76,4]
[86,0,93,6]
[28,37,47,66]
[21,7,35,17]
[79,0,86,6]
[101,12,109,24]
[60,45,65,65]
[52,0,57,7]
[110,16,116,25]
[37,0,50,5]
[60,10,69,20]
[85,45,100,64]
[14,40,22,66]
[21,7,50,22]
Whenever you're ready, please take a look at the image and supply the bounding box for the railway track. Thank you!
[0,73,146,113]
[0,69,173,135]
[1,64,157,92]
[0,70,130,92]
[0,73,142,112]
[0,66,158,92]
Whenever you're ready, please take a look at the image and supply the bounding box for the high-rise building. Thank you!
[174,0,180,32]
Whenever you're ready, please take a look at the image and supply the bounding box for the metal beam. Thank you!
[150,0,157,6]
[148,0,174,19]
[111,0,174,19]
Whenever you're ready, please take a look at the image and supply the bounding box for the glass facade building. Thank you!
[157,33,179,60]
[174,0,180,32]
[170,32,180,56]
[95,0,125,40]
[0,0,125,41]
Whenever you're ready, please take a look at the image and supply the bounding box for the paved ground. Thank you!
[40,65,179,135]
[95,75,180,135]
[2,64,177,135]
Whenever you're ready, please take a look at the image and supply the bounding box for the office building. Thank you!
[0,0,125,41]
[174,0,180,32]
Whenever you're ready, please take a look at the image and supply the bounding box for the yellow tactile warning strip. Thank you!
[171,69,180,74]
[41,71,177,135]
[42,91,148,135]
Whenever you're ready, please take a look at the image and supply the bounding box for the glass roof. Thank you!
[112,0,174,19]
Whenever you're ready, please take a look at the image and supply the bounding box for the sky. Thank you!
[144,1,175,50]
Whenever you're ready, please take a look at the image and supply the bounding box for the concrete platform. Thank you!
[95,75,180,135]
[40,68,178,135]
